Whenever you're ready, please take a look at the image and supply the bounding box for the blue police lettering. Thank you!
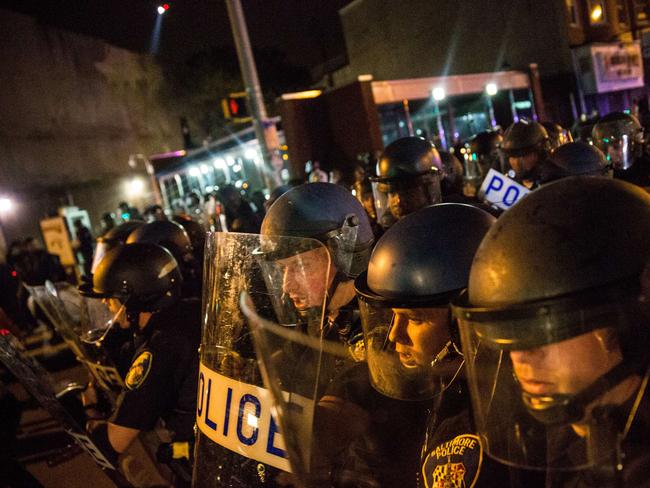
[237,394,261,445]
[266,414,285,457]
[197,372,205,416]
[204,378,218,431]
[503,185,520,206]
[196,368,290,461]
[484,174,503,195]
[223,387,232,436]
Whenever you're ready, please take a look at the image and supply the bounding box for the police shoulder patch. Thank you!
[125,351,153,390]
[422,433,483,488]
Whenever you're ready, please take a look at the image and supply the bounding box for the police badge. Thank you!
[125,351,153,390]
[422,434,483,488]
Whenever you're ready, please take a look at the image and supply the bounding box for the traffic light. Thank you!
[222,92,251,123]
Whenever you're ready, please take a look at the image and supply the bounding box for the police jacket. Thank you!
[111,299,201,441]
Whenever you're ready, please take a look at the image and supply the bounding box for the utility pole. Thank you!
[225,0,280,189]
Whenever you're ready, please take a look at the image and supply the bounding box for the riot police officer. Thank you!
[541,141,610,184]
[126,220,201,299]
[261,182,374,339]
[328,203,496,488]
[466,130,505,181]
[370,137,442,228]
[500,120,551,188]
[80,243,200,486]
[452,177,650,486]
[592,111,650,188]
[192,182,374,488]
[91,220,144,274]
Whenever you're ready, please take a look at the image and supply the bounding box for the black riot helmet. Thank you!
[261,182,374,278]
[543,141,609,183]
[452,177,650,471]
[126,220,194,269]
[501,120,550,157]
[371,137,442,225]
[172,214,206,262]
[468,130,503,157]
[79,242,182,314]
[592,111,644,171]
[91,220,145,273]
[355,203,496,400]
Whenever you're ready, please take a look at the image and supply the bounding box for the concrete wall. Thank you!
[0,9,181,247]
[335,0,574,84]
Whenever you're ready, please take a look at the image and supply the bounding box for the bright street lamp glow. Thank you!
[213,158,226,170]
[432,87,446,101]
[591,5,603,21]
[200,164,210,174]
[189,166,201,177]
[127,178,144,197]
[157,6,166,15]
[0,197,13,213]
[485,83,498,96]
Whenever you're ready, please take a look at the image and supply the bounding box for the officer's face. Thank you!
[102,297,128,329]
[388,185,430,220]
[509,152,539,178]
[278,247,334,311]
[388,307,450,368]
[509,327,621,397]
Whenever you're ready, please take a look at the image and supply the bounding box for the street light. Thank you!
[485,83,498,128]
[157,4,170,15]
[0,197,14,258]
[432,87,446,102]
[0,197,13,213]
[431,87,447,150]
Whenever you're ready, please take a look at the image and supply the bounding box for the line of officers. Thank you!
[77,111,650,488]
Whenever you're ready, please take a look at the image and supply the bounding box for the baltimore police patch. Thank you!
[422,434,483,488]
[125,351,153,390]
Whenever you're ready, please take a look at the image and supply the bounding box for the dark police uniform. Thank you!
[111,298,201,442]
[325,362,432,488]
[545,384,650,488]
[420,381,545,488]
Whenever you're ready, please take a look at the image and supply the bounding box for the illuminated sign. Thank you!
[572,42,644,94]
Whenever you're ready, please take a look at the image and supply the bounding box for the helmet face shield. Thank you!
[371,171,442,226]
[593,120,643,170]
[454,291,646,471]
[78,296,127,344]
[359,297,461,401]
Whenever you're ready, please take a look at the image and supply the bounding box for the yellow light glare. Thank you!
[281,90,322,101]
[591,4,603,21]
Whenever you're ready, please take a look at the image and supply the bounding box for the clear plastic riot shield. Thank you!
[193,232,333,487]
[241,294,357,488]
[0,330,133,487]
[26,281,126,394]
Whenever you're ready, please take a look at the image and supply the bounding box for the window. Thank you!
[617,0,629,25]
[566,0,579,25]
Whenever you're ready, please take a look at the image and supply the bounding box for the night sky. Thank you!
[0,0,351,69]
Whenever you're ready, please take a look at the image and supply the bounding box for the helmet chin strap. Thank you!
[521,358,646,425]
[126,309,142,334]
